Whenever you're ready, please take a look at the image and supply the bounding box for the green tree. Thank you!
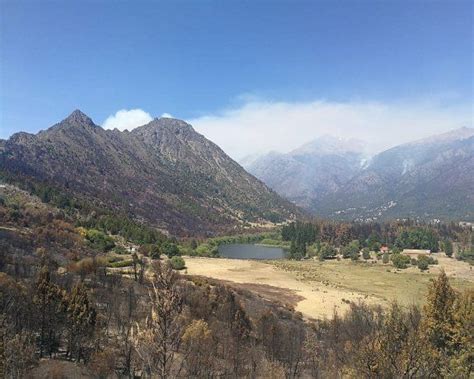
[161,242,180,258]
[289,240,304,260]
[391,246,403,254]
[341,245,351,259]
[366,233,381,251]
[449,289,474,376]
[443,240,453,258]
[372,242,382,253]
[362,248,370,260]
[423,270,456,352]
[342,240,360,259]
[395,230,409,249]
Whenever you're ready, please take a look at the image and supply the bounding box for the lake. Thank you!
[218,243,286,259]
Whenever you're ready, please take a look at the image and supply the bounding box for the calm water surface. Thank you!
[218,243,286,259]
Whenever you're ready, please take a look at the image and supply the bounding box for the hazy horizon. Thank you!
[1,1,472,160]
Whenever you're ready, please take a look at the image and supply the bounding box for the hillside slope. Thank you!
[315,128,474,221]
[0,110,299,235]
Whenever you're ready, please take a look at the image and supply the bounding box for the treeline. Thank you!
[1,171,167,245]
[161,232,279,258]
[77,214,167,245]
[0,170,82,212]
[282,220,472,260]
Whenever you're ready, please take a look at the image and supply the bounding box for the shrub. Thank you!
[195,244,219,257]
[350,250,360,261]
[108,259,134,268]
[85,229,115,252]
[161,242,180,258]
[68,257,107,277]
[259,238,282,246]
[456,249,474,264]
[319,243,336,260]
[429,256,438,265]
[150,249,161,260]
[178,245,193,256]
[306,243,319,258]
[417,254,437,270]
[107,256,124,263]
[341,246,351,259]
[417,259,429,271]
[170,256,185,270]
[113,246,128,255]
[382,253,390,264]
[362,248,370,260]
[391,254,411,269]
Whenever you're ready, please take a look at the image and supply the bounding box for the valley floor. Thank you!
[184,255,473,320]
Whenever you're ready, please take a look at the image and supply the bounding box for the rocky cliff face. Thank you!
[0,110,300,235]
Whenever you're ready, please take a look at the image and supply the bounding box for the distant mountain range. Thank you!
[0,110,300,235]
[244,128,474,221]
[243,135,367,209]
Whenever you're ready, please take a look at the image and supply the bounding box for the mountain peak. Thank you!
[153,117,192,129]
[408,126,474,146]
[291,135,367,156]
[62,109,95,127]
[132,117,195,137]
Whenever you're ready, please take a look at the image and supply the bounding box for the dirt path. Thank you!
[184,257,380,320]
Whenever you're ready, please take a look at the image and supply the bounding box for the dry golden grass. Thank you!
[272,255,473,307]
[184,255,473,320]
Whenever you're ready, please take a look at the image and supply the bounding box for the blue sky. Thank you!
[1,0,472,157]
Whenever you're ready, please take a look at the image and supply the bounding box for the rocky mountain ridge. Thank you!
[0,110,300,235]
